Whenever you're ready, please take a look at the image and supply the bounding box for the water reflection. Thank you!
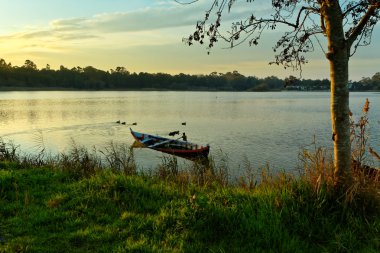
[0,91,379,177]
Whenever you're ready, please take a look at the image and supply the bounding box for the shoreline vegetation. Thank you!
[0,139,379,252]
[1,59,380,92]
[1,103,380,252]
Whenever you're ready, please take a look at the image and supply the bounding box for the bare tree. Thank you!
[183,0,380,189]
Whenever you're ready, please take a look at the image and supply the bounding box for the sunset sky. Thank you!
[0,0,379,80]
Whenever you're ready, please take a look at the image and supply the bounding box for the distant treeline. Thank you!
[0,59,379,91]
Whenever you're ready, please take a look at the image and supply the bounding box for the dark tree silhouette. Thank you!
[0,58,377,91]
[184,0,380,189]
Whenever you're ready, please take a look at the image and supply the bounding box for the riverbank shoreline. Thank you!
[0,159,379,252]
[1,86,379,92]
[0,86,285,92]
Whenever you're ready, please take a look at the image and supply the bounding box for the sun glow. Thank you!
[0,0,379,80]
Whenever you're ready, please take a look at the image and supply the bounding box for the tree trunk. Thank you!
[323,2,352,189]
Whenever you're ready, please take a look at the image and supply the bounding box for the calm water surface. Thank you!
[0,91,379,177]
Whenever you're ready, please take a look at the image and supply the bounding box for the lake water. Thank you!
[0,91,379,177]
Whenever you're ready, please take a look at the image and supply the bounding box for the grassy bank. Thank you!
[0,158,379,253]
[1,101,379,252]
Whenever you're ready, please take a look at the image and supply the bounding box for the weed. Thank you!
[299,99,380,217]
[156,155,179,180]
[0,138,19,163]
[238,156,258,190]
[100,141,137,176]
[47,193,67,208]
[187,151,230,187]
[55,139,101,178]
[350,98,370,164]
[298,139,335,194]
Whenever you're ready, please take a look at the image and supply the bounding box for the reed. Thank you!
[297,99,380,216]
[54,139,102,178]
[350,98,370,165]
[99,141,137,176]
[0,138,19,163]
[237,156,258,190]
[156,155,179,179]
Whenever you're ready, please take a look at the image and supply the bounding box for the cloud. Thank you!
[50,18,89,32]
[1,0,378,81]
[0,1,265,42]
[89,8,199,33]
[0,6,203,53]
[16,30,53,39]
[0,2,313,68]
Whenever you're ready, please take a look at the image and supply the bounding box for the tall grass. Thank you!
[99,141,137,176]
[0,138,19,163]
[0,138,137,179]
[153,151,230,190]
[2,155,378,252]
[297,99,379,215]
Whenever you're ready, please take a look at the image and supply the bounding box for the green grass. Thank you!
[1,98,378,252]
[1,161,379,253]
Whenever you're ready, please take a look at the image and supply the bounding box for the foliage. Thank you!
[0,58,378,91]
[185,1,380,70]
[355,72,380,90]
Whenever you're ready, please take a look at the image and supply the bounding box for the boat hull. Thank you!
[130,129,209,160]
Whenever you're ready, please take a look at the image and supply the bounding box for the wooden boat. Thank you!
[130,128,210,160]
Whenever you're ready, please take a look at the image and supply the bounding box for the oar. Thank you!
[148,136,184,148]
[141,138,154,144]
[147,139,173,148]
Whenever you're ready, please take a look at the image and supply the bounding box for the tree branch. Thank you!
[320,12,326,35]
[343,2,365,17]
[295,6,320,28]
[347,4,379,48]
